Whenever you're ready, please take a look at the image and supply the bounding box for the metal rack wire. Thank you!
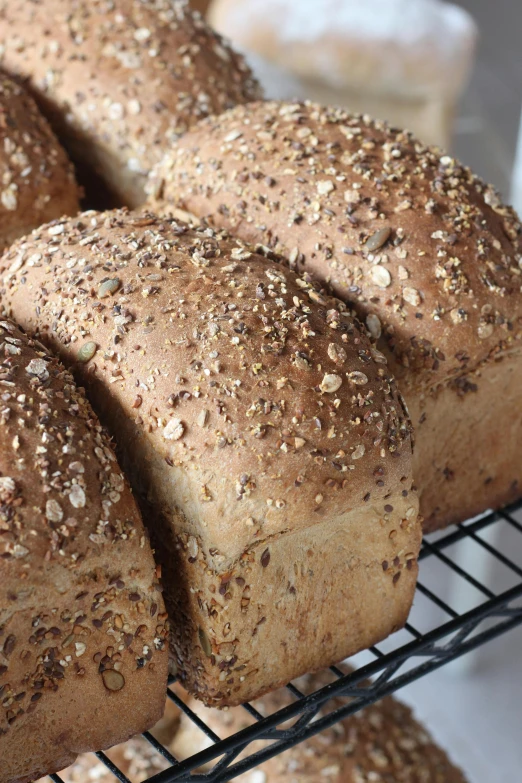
[48,502,522,783]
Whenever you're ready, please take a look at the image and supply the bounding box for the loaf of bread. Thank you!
[207,0,477,148]
[0,74,79,251]
[148,101,522,531]
[0,0,261,208]
[0,210,420,707]
[0,320,169,783]
[172,666,469,782]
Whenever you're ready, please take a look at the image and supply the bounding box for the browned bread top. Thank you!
[0,210,415,560]
[0,319,161,612]
[148,100,522,389]
[0,0,261,206]
[173,667,469,782]
[0,319,169,782]
[0,74,79,250]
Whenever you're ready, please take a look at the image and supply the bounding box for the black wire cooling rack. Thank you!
[48,501,522,783]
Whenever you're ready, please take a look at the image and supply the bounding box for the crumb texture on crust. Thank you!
[0,210,420,707]
[149,100,522,390]
[0,0,262,206]
[0,209,415,558]
[172,666,469,782]
[0,320,168,783]
[0,75,79,251]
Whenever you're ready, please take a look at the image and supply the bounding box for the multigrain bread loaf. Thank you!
[148,100,522,531]
[0,0,261,208]
[172,667,469,782]
[207,0,477,148]
[0,210,420,707]
[0,320,169,783]
[0,74,79,251]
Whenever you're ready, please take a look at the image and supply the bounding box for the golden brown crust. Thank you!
[0,209,414,555]
[148,100,522,390]
[0,320,169,783]
[44,696,181,783]
[0,74,79,251]
[148,99,522,530]
[173,667,469,783]
[0,210,420,706]
[0,0,262,207]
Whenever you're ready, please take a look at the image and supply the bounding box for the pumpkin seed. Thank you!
[98,278,121,298]
[77,341,97,363]
[198,627,212,657]
[365,227,391,252]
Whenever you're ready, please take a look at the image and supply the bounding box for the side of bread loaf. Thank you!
[0,0,261,207]
[148,100,522,530]
[0,320,169,783]
[0,74,79,251]
[172,666,469,782]
[0,210,420,707]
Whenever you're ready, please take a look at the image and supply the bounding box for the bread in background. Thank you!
[172,666,469,782]
[0,0,262,208]
[207,0,477,148]
[0,74,79,251]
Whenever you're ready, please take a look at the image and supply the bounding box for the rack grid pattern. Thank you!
[48,502,522,783]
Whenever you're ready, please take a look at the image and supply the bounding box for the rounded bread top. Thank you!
[0,210,414,555]
[0,74,79,250]
[0,318,154,620]
[149,100,522,388]
[0,0,261,205]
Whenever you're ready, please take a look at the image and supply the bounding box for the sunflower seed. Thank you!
[365,227,391,252]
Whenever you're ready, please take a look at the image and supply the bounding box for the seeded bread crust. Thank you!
[0,210,420,706]
[0,320,169,783]
[0,75,79,251]
[173,666,469,783]
[0,0,262,208]
[148,100,522,529]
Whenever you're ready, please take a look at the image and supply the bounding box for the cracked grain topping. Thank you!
[148,100,522,387]
[0,319,168,740]
[0,0,262,206]
[0,209,414,558]
[0,75,79,251]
